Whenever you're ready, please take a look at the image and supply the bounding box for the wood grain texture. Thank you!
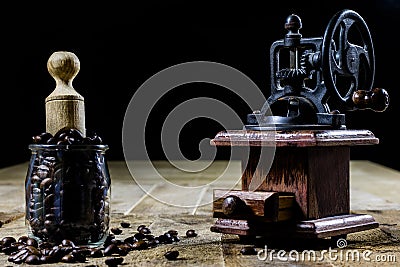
[0,161,398,266]
[212,189,294,222]
[210,129,379,147]
[242,146,350,220]
[45,51,86,136]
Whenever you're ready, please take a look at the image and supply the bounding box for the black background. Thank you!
[1,1,399,170]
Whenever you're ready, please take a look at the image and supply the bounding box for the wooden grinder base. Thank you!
[210,129,380,239]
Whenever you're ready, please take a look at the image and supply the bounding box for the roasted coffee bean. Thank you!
[134,233,145,240]
[17,236,29,244]
[104,244,119,255]
[61,239,75,247]
[40,255,57,263]
[71,250,87,262]
[157,234,167,244]
[116,244,129,256]
[1,236,16,247]
[32,132,53,144]
[139,227,151,234]
[38,242,53,250]
[2,244,18,255]
[9,250,29,264]
[105,256,124,266]
[8,248,29,263]
[167,230,178,236]
[123,236,137,245]
[240,246,257,255]
[136,224,146,232]
[147,239,159,247]
[1,221,194,265]
[61,253,75,263]
[26,238,38,247]
[120,222,130,228]
[39,178,52,189]
[90,248,104,258]
[130,240,148,250]
[25,245,40,256]
[111,228,122,235]
[186,229,198,237]
[104,234,116,247]
[144,234,155,241]
[25,254,41,264]
[164,250,179,260]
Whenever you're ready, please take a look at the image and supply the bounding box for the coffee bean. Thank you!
[147,239,159,247]
[40,255,57,263]
[136,224,147,232]
[32,132,53,144]
[120,222,130,228]
[17,236,29,244]
[105,256,124,266]
[186,229,198,237]
[240,246,257,255]
[0,221,192,265]
[123,236,137,245]
[164,250,179,260]
[26,238,38,248]
[167,230,178,236]
[61,253,75,263]
[104,244,119,256]
[111,228,122,235]
[61,239,75,247]
[134,233,145,240]
[130,240,148,250]
[71,250,87,262]
[139,227,151,234]
[1,236,16,247]
[25,254,41,264]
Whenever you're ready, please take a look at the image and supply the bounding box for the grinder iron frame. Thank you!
[210,9,389,242]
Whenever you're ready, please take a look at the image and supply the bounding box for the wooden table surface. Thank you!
[0,160,399,266]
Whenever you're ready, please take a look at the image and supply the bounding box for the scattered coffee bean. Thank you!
[0,224,186,265]
[186,229,198,237]
[164,250,179,260]
[130,240,148,250]
[137,224,147,232]
[111,228,123,235]
[139,227,151,234]
[240,246,257,255]
[90,248,104,258]
[105,256,124,266]
[120,222,130,228]
[167,230,178,236]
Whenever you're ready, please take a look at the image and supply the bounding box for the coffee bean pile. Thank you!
[32,128,103,145]
[26,128,110,245]
[0,223,198,265]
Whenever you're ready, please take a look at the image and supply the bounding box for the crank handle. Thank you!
[352,88,389,112]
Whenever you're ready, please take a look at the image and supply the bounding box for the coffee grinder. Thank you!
[210,9,389,242]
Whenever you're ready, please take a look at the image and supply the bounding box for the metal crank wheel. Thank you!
[321,9,375,110]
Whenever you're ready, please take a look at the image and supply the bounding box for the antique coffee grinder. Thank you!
[210,9,389,241]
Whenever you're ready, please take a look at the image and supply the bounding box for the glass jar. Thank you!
[25,144,111,247]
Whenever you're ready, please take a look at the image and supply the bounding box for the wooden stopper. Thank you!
[45,51,86,136]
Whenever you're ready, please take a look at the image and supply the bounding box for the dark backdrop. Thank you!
[1,1,399,170]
